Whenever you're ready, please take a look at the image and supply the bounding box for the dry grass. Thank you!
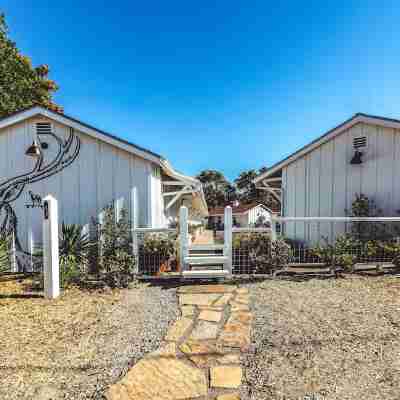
[243,275,400,400]
[0,275,122,399]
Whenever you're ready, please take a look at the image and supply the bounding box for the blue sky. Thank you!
[3,1,400,180]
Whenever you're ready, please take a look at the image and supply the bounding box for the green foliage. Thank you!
[196,169,235,208]
[96,205,135,288]
[59,223,93,268]
[59,254,80,288]
[0,13,61,118]
[58,223,94,287]
[234,170,258,203]
[311,235,360,272]
[347,193,390,241]
[377,241,400,269]
[0,235,10,272]
[233,233,291,274]
[143,232,177,262]
[196,168,278,211]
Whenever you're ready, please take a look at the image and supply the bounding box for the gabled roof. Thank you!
[0,106,162,163]
[0,106,208,212]
[208,202,271,216]
[254,112,400,183]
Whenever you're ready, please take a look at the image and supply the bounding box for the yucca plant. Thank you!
[59,223,94,286]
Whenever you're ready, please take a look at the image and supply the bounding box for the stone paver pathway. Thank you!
[192,229,215,245]
[106,284,252,400]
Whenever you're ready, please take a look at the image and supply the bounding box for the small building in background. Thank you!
[207,202,273,230]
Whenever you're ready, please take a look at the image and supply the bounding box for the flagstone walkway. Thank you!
[106,284,252,400]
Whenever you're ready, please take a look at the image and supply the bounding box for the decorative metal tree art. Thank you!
[0,126,81,267]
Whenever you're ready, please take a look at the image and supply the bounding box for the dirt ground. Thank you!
[242,275,400,400]
[0,274,178,399]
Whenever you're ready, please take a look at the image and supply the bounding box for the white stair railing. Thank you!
[179,206,189,273]
[224,206,232,276]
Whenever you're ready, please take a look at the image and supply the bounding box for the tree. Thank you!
[0,13,62,118]
[234,169,258,204]
[196,169,235,208]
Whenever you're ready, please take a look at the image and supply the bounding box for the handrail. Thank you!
[232,227,272,233]
[131,227,177,233]
[274,217,400,222]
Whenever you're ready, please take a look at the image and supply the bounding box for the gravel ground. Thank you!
[241,276,400,400]
[0,278,178,400]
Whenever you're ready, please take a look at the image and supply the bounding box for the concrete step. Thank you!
[190,265,223,271]
[182,269,230,279]
[184,256,228,266]
[189,244,224,251]
[188,253,223,257]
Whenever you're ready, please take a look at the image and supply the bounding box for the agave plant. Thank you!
[59,223,93,266]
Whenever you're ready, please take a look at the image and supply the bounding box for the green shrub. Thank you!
[310,235,379,273]
[58,223,95,287]
[0,235,10,272]
[233,233,291,274]
[143,232,177,261]
[95,205,136,288]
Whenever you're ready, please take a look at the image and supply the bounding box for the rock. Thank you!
[180,339,217,355]
[165,318,192,342]
[149,342,177,357]
[178,285,236,294]
[111,358,208,400]
[216,393,241,400]
[214,293,233,307]
[210,365,243,389]
[181,305,196,317]
[198,309,222,322]
[105,384,129,400]
[230,311,253,324]
[218,353,241,364]
[180,293,221,306]
[190,320,219,340]
[230,302,250,312]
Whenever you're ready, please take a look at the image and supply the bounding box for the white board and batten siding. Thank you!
[282,122,400,244]
[0,116,164,254]
[247,205,272,226]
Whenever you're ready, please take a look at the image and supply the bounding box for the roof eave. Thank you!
[254,113,373,183]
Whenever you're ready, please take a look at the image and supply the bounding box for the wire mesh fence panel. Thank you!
[279,219,400,265]
[138,247,167,276]
[232,247,255,275]
[133,229,178,276]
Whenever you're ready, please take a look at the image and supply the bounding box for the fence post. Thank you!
[43,195,60,299]
[224,206,232,275]
[10,230,17,273]
[179,206,189,273]
[131,187,139,274]
[270,215,277,241]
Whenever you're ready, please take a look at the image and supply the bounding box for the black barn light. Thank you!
[350,150,363,165]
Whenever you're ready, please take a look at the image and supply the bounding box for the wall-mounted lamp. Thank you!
[350,150,363,165]
[25,141,41,158]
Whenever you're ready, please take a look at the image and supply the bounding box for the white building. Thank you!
[255,113,400,243]
[0,106,207,264]
[207,202,272,229]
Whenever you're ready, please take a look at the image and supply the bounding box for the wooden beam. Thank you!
[162,181,186,186]
[165,186,191,210]
[260,180,281,203]
[265,177,282,182]
[163,189,194,197]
